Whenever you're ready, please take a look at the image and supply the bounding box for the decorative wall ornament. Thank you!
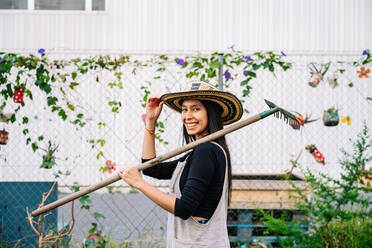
[0,128,9,145]
[308,62,330,87]
[341,115,351,125]
[13,88,24,103]
[322,107,339,126]
[305,144,325,164]
[100,160,117,174]
[291,112,318,130]
[357,67,370,78]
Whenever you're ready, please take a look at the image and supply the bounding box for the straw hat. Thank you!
[160,81,243,125]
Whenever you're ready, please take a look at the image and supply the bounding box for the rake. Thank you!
[31,99,299,217]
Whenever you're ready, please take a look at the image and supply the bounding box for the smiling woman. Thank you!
[119,81,243,247]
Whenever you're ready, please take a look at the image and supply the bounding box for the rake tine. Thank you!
[264,99,300,128]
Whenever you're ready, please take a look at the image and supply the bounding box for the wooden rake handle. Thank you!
[31,107,278,217]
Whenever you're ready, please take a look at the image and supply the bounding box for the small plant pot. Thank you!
[323,108,339,126]
[0,129,9,145]
[13,88,24,103]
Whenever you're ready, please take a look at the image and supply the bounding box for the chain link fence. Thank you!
[0,52,371,247]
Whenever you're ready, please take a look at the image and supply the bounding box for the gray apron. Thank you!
[166,142,230,248]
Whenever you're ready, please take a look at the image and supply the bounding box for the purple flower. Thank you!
[0,57,2,62]
[245,56,252,61]
[362,50,369,55]
[224,71,231,80]
[243,70,249,76]
[38,48,45,54]
[281,51,287,56]
[177,58,185,66]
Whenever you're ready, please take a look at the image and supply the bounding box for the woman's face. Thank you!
[181,99,209,140]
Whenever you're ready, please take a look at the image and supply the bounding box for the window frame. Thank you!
[0,0,107,13]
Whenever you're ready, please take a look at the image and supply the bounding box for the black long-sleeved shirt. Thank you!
[142,142,226,220]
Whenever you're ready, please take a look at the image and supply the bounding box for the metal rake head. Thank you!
[264,99,300,128]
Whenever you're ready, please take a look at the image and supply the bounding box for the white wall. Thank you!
[0,0,371,53]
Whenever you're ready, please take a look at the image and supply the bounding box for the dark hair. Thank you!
[181,99,232,205]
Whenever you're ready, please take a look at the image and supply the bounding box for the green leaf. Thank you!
[93,212,106,219]
[247,71,256,78]
[31,142,38,152]
[96,151,104,159]
[71,182,80,192]
[268,64,275,72]
[209,60,220,69]
[71,71,77,80]
[51,106,60,112]
[77,113,83,119]
[6,84,13,97]
[58,109,67,120]
[252,64,261,70]
[22,129,29,135]
[47,96,58,106]
[22,116,29,124]
[38,136,44,141]
[192,62,203,69]
[88,223,97,234]
[69,82,79,89]
[348,82,354,87]
[10,114,16,123]
[240,79,250,86]
[156,67,166,72]
[67,103,75,111]
[108,101,117,106]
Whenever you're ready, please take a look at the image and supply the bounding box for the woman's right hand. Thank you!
[146,97,164,124]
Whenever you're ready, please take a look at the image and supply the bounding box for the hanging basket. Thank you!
[0,129,9,145]
[323,108,339,126]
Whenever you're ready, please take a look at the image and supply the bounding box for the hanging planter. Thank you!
[323,107,339,126]
[0,129,9,145]
[13,88,24,103]
[308,62,330,88]
[305,144,325,164]
[327,75,339,88]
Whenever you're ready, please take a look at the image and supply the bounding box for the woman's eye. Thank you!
[193,108,199,111]
[181,109,187,112]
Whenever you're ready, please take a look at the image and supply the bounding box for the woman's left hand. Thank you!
[119,166,144,189]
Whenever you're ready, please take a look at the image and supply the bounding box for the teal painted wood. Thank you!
[227,210,308,247]
[0,182,58,247]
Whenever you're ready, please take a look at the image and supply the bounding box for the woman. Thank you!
[119,81,243,247]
